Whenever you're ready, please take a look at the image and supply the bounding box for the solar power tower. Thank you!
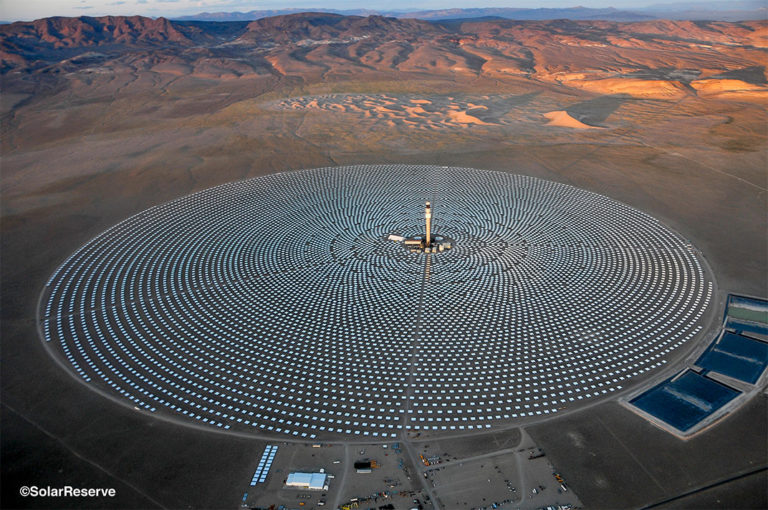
[425,201,432,246]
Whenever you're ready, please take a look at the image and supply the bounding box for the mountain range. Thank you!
[1,13,766,102]
[175,7,655,23]
[174,3,767,23]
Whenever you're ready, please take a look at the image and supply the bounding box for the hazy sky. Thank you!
[0,0,718,22]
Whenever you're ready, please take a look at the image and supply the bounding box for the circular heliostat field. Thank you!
[40,165,713,439]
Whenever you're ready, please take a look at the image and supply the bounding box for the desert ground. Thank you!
[1,14,767,509]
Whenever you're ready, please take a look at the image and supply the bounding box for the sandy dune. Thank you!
[543,110,601,129]
[691,79,768,98]
[273,93,503,130]
[447,109,493,125]
[553,76,690,99]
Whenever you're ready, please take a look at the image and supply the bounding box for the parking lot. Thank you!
[423,429,582,510]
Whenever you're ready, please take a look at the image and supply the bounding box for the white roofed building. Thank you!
[285,472,329,491]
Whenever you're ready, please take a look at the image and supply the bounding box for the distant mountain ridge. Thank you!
[3,16,193,48]
[640,0,764,11]
[0,13,442,53]
[390,7,654,22]
[175,4,767,23]
[175,9,380,22]
[176,7,655,22]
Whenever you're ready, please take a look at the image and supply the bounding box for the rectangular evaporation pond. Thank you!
[726,318,768,337]
[630,370,741,433]
[726,295,768,335]
[696,332,768,384]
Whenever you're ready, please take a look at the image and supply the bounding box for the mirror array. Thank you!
[40,165,713,439]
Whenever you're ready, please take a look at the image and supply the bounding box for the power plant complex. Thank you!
[39,165,717,439]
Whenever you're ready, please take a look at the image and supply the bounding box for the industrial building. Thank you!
[285,472,329,491]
